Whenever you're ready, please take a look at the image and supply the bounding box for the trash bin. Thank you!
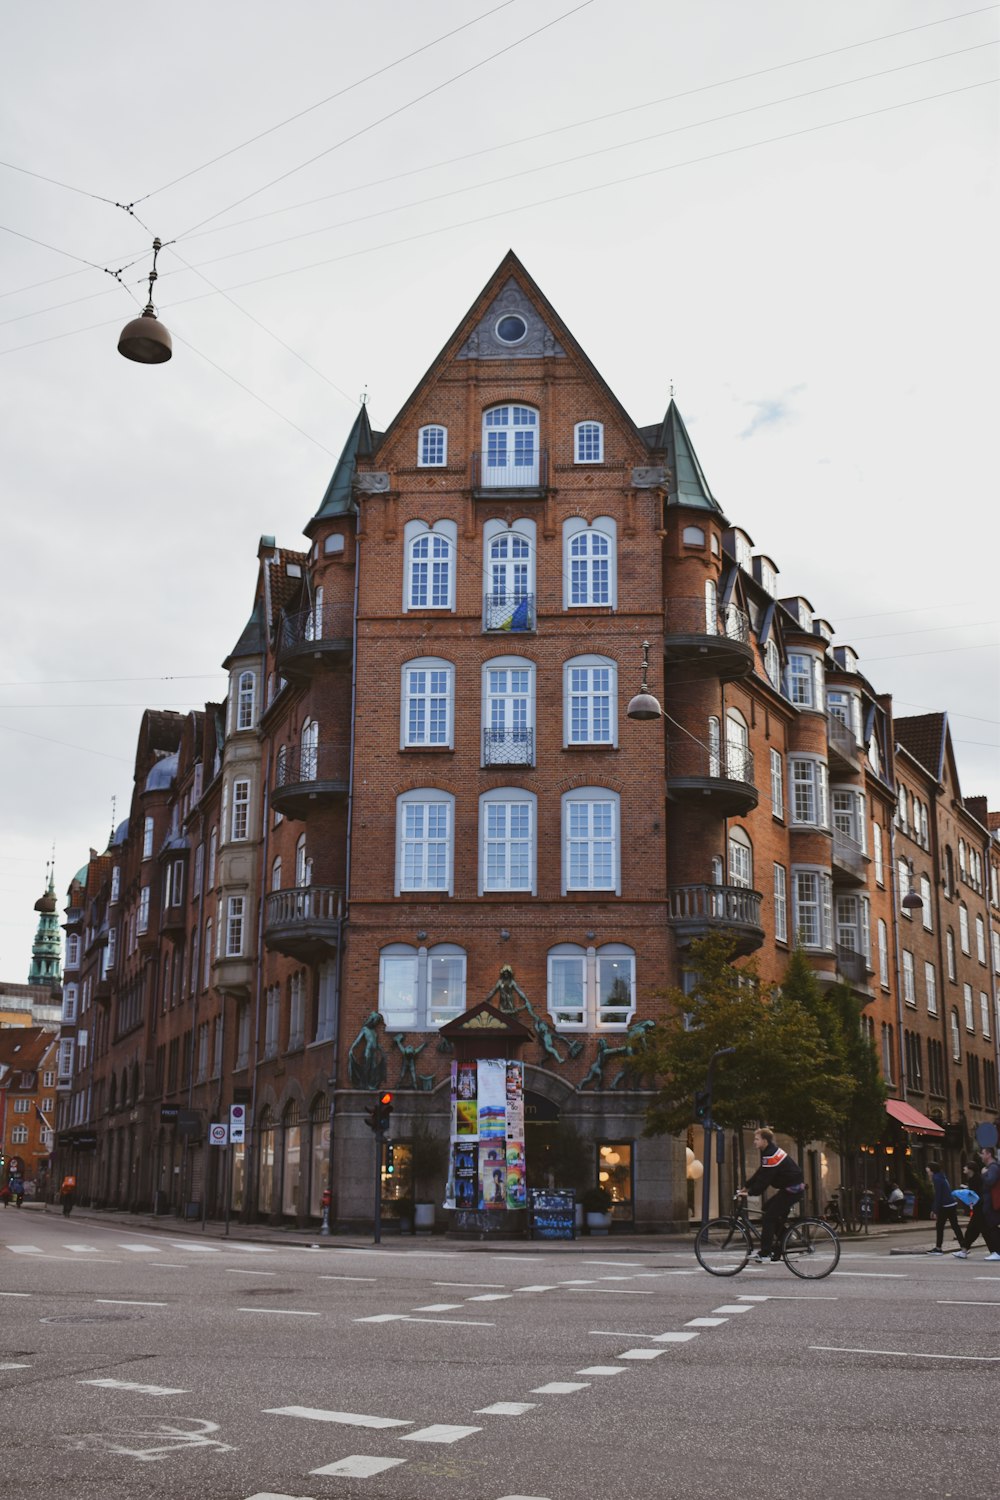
[184,1201,201,1220]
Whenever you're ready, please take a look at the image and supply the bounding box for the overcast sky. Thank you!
[1,0,997,976]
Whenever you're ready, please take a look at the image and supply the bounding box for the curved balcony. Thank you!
[666,739,758,816]
[275,602,353,682]
[271,744,349,820]
[667,883,765,957]
[827,712,860,775]
[831,829,866,886]
[264,885,343,961]
[663,597,754,680]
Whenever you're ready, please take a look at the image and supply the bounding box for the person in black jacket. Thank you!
[738,1127,805,1262]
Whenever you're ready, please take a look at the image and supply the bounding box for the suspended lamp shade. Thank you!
[626,690,663,721]
[118,304,172,364]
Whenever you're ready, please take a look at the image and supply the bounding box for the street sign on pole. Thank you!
[208,1123,229,1147]
[229,1105,246,1144]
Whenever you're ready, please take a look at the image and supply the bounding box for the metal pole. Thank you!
[373,1127,383,1245]
[700,1047,736,1224]
[224,1144,232,1238]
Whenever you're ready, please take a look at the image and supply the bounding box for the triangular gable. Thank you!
[439,1001,532,1042]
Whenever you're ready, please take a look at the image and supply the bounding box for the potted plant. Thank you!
[581,1186,613,1235]
[410,1120,448,1233]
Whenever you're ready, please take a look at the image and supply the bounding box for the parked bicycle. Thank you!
[695,1195,841,1279]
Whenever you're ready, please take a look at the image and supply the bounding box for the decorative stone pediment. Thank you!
[457,279,566,361]
[439,1001,532,1043]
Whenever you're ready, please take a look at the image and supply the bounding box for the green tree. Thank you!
[764,950,856,1160]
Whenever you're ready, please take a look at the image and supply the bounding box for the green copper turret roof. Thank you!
[28,870,62,988]
[312,405,375,522]
[225,595,266,666]
[655,400,726,517]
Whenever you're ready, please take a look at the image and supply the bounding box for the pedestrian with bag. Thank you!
[60,1174,76,1217]
[952,1156,984,1258]
[979,1146,1000,1261]
[926,1162,963,1253]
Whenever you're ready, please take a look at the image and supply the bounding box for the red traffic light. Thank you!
[379,1092,393,1106]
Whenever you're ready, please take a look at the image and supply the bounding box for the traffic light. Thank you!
[363,1104,378,1133]
[694,1089,711,1123]
[377,1091,393,1132]
[384,1141,395,1176]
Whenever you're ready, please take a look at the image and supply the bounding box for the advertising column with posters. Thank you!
[448,1057,526,1212]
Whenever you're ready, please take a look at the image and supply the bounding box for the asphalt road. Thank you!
[1,1210,998,1500]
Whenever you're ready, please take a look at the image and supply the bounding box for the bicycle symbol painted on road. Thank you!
[61,1415,235,1463]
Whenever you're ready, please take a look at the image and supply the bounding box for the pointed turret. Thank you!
[28,868,62,988]
[654,400,727,519]
[224,595,266,668]
[308,404,375,527]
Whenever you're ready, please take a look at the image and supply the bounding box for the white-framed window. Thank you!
[316,961,336,1043]
[236,670,255,731]
[480,789,536,894]
[574,421,604,463]
[226,896,245,958]
[728,827,753,889]
[295,833,312,888]
[993,930,1000,975]
[946,928,956,982]
[289,971,306,1051]
[271,856,282,892]
[950,1008,961,1062]
[547,943,636,1030]
[396,789,454,894]
[975,914,986,964]
[725,709,751,783]
[708,716,721,776]
[106,926,117,969]
[705,578,718,635]
[963,983,975,1032]
[62,984,78,1024]
[65,933,80,969]
[231,779,250,841]
[898,858,913,918]
[920,876,932,929]
[902,949,916,1006]
[378,943,466,1029]
[959,903,970,954]
[981,991,991,1039]
[787,651,823,710]
[925,961,938,1015]
[562,788,620,894]
[417,424,447,467]
[142,816,154,859]
[203,919,213,989]
[404,518,457,611]
[878,919,890,989]
[873,822,884,885]
[832,787,866,850]
[763,637,781,690]
[959,839,967,879]
[193,843,204,899]
[264,985,279,1059]
[484,517,535,631]
[789,757,829,827]
[836,894,871,964]
[682,524,705,546]
[110,866,121,905]
[563,516,616,609]
[402,658,454,749]
[482,657,534,767]
[770,749,784,820]
[828,688,863,741]
[137,886,150,934]
[774,864,788,943]
[792,867,833,950]
[208,827,218,887]
[564,655,616,746]
[920,803,929,850]
[482,404,538,487]
[11,1126,28,1146]
[300,718,319,780]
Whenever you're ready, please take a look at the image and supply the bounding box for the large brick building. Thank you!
[54,254,1000,1228]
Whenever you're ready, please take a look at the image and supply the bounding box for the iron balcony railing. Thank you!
[666,739,756,786]
[663,596,751,643]
[483,592,536,632]
[832,828,866,879]
[835,943,868,985]
[276,601,354,654]
[471,448,549,492]
[482,727,534,766]
[828,713,859,763]
[274,743,349,788]
[264,885,344,931]
[667,883,764,929]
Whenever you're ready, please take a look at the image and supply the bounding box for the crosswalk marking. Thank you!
[515,1284,558,1293]
[6,1245,43,1255]
[530,1381,590,1394]
[80,1378,189,1395]
[467,1293,512,1301]
[712,1305,752,1314]
[575,1365,626,1376]
[169,1242,220,1253]
[120,1244,159,1253]
[652,1331,700,1343]
[412,1302,462,1312]
[264,1406,411,1429]
[312,1457,406,1477]
[400,1424,481,1444]
[64,1244,100,1253]
[475,1402,536,1416]
[686,1317,727,1327]
[617,1348,667,1360]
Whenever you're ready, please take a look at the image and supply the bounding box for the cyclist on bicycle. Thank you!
[737,1127,805,1263]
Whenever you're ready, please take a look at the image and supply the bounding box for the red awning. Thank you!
[885,1099,945,1136]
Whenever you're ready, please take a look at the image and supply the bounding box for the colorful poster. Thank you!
[453,1144,477,1209]
[479,1140,507,1209]
[505,1061,524,1140]
[477,1058,506,1139]
[451,1062,478,1138]
[505,1141,526,1209]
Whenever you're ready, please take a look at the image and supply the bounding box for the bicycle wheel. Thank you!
[781,1218,840,1279]
[695,1218,752,1276]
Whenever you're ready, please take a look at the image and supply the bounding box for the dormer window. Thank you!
[482,405,538,487]
[418,425,447,467]
[574,421,603,464]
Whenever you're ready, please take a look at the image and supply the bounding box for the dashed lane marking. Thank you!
[652,1332,700,1343]
[0,1292,31,1298]
[400,1424,482,1444]
[63,1244,101,1252]
[616,1349,668,1361]
[712,1305,752,1314]
[6,1246,43,1255]
[575,1365,626,1376]
[80,1379,189,1395]
[245,1492,314,1498]
[0,1363,30,1370]
[476,1402,536,1416]
[264,1406,411,1428]
[318,1274,375,1282]
[226,1269,276,1276]
[530,1382,591,1394]
[412,1303,463,1312]
[514,1284,558,1293]
[433,1281,506,1289]
[120,1245,159,1253]
[96,1299,168,1308]
[811,1345,1000,1363]
[168,1243,220,1253]
[937,1299,1000,1306]
[685,1317,728,1327]
[569,1287,653,1295]
[238,1308,320,1316]
[467,1293,512,1302]
[312,1456,406,1477]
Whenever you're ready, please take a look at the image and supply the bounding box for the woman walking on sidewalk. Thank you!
[952,1156,985,1259]
[980,1147,1000,1261]
[927,1163,963,1253]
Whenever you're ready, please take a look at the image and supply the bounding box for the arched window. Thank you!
[258,1107,276,1216]
[401,659,454,748]
[309,1094,330,1217]
[682,525,705,546]
[295,834,311,888]
[945,846,954,895]
[484,517,535,631]
[707,716,721,777]
[271,856,282,892]
[300,718,319,780]
[574,421,604,464]
[950,1008,961,1062]
[705,578,718,635]
[378,943,466,1029]
[959,840,967,879]
[418,424,447,467]
[728,827,753,889]
[546,943,635,1030]
[564,655,617,747]
[725,709,751,782]
[236,670,255,731]
[480,787,537,894]
[563,516,616,608]
[482,404,539,487]
[404,519,457,612]
[282,1102,302,1217]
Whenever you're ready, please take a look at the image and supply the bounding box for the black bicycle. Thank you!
[695,1195,840,1279]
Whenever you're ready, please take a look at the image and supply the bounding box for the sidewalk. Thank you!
[30,1200,939,1254]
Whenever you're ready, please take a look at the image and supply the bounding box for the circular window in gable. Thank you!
[495,313,528,345]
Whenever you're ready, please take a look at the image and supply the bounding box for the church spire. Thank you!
[28,860,62,989]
